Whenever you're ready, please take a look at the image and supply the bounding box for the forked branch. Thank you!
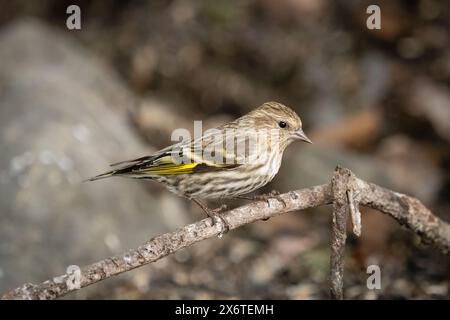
[2,167,449,300]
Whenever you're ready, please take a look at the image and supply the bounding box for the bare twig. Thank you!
[330,167,351,299]
[2,167,449,300]
[347,189,361,237]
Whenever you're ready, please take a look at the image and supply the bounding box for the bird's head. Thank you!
[247,101,312,149]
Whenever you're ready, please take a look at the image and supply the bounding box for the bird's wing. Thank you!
[88,130,244,180]
[108,142,183,167]
[125,130,244,175]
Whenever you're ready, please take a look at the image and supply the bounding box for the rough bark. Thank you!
[2,167,449,300]
[330,167,351,299]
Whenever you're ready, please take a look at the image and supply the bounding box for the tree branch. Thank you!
[330,167,351,299]
[2,167,449,300]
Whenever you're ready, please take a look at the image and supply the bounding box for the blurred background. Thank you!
[0,0,449,299]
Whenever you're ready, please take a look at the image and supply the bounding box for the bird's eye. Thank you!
[278,121,287,128]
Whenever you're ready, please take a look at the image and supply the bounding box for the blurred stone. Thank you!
[311,110,382,149]
[132,97,235,150]
[363,290,379,300]
[249,234,317,286]
[353,208,397,267]
[391,278,413,297]
[345,0,412,41]
[408,79,450,143]
[0,19,174,293]
[285,283,318,299]
[376,135,443,202]
[229,239,257,264]
[423,283,448,297]
[345,285,364,299]
[129,45,158,92]
[131,98,193,147]
[258,0,327,26]
[297,246,329,282]
[397,37,425,59]
[359,52,392,107]
[419,0,443,21]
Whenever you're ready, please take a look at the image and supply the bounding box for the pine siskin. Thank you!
[89,101,312,231]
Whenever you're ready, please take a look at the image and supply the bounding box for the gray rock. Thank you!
[0,19,183,293]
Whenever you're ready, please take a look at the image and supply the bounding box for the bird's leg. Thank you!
[192,199,229,236]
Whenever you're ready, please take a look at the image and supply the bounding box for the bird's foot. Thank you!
[202,204,230,237]
[209,205,229,237]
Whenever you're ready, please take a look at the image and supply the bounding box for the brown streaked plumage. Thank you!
[89,101,312,231]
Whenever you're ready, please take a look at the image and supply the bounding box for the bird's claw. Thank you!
[213,215,229,238]
[206,205,229,237]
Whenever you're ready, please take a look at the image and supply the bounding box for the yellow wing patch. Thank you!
[143,162,198,175]
[129,154,240,176]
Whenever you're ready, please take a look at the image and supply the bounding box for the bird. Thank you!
[88,101,312,233]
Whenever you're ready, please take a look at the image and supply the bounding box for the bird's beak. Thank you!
[294,129,312,144]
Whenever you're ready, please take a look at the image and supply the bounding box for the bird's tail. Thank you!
[85,170,117,182]
[86,156,157,182]
[85,165,152,182]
